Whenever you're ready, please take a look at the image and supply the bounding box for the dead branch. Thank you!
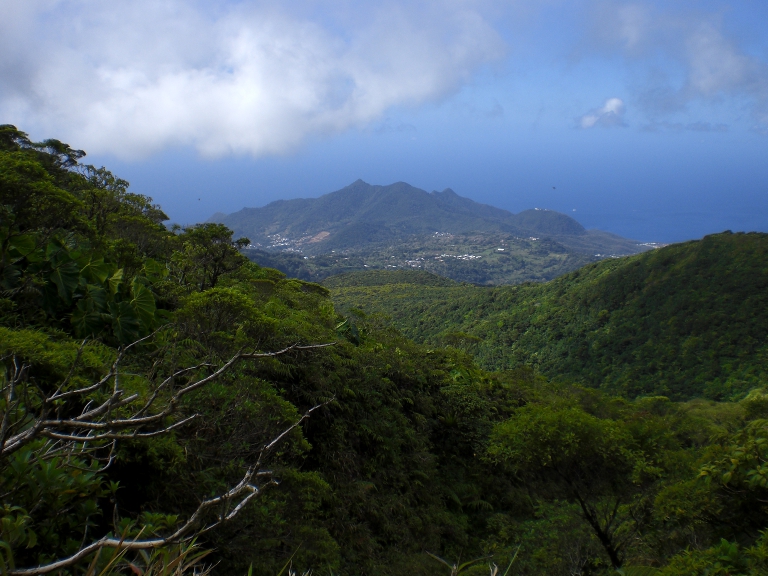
[0,341,335,459]
[8,402,329,576]
[1,331,335,576]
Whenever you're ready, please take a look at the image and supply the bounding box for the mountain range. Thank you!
[214,178,651,246]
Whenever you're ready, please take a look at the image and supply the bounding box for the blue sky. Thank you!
[2,0,767,242]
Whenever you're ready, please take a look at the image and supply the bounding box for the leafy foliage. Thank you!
[329,232,768,400]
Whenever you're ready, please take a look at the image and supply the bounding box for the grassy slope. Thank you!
[328,232,768,400]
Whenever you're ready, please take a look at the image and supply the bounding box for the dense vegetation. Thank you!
[3,125,768,575]
[328,234,768,401]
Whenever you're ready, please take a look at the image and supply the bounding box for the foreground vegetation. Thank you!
[2,125,768,575]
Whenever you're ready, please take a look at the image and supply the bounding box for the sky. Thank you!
[2,0,767,243]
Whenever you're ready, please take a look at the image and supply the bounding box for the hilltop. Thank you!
[210,180,652,284]
[328,231,768,400]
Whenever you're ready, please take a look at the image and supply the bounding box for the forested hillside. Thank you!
[328,232,768,401]
[3,125,768,576]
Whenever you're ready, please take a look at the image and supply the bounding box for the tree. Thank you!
[696,418,768,542]
[0,151,84,239]
[172,224,250,292]
[0,330,332,574]
[487,404,659,569]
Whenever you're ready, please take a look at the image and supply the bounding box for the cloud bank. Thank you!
[0,1,505,158]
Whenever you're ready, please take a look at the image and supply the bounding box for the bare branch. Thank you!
[52,339,89,397]
[8,399,332,576]
[134,363,215,418]
[2,330,336,575]
[240,341,337,360]
[49,370,115,403]
[1,339,334,459]
[41,414,199,442]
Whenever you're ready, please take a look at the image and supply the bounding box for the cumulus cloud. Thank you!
[0,0,505,158]
[585,1,768,131]
[579,97,626,128]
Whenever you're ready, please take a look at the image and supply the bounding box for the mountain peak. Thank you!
[343,178,371,191]
[212,181,597,252]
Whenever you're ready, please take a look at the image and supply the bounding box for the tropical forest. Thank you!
[2,123,768,576]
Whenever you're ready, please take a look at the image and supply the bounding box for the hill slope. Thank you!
[328,231,768,400]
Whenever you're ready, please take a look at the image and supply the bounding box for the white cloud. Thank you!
[684,22,763,97]
[585,1,768,130]
[0,1,505,159]
[579,97,626,128]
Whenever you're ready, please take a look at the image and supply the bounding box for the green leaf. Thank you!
[500,546,520,576]
[49,259,80,303]
[0,540,15,571]
[142,258,168,282]
[83,284,108,311]
[130,280,156,327]
[79,257,111,284]
[109,300,141,343]
[108,269,124,296]
[426,552,453,569]
[457,556,491,571]
[71,298,107,337]
[1,263,21,290]
[25,529,37,549]
[276,543,303,576]
[45,237,66,259]
[7,234,36,260]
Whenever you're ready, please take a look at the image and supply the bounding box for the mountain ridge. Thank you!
[210,180,653,285]
[210,180,607,251]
